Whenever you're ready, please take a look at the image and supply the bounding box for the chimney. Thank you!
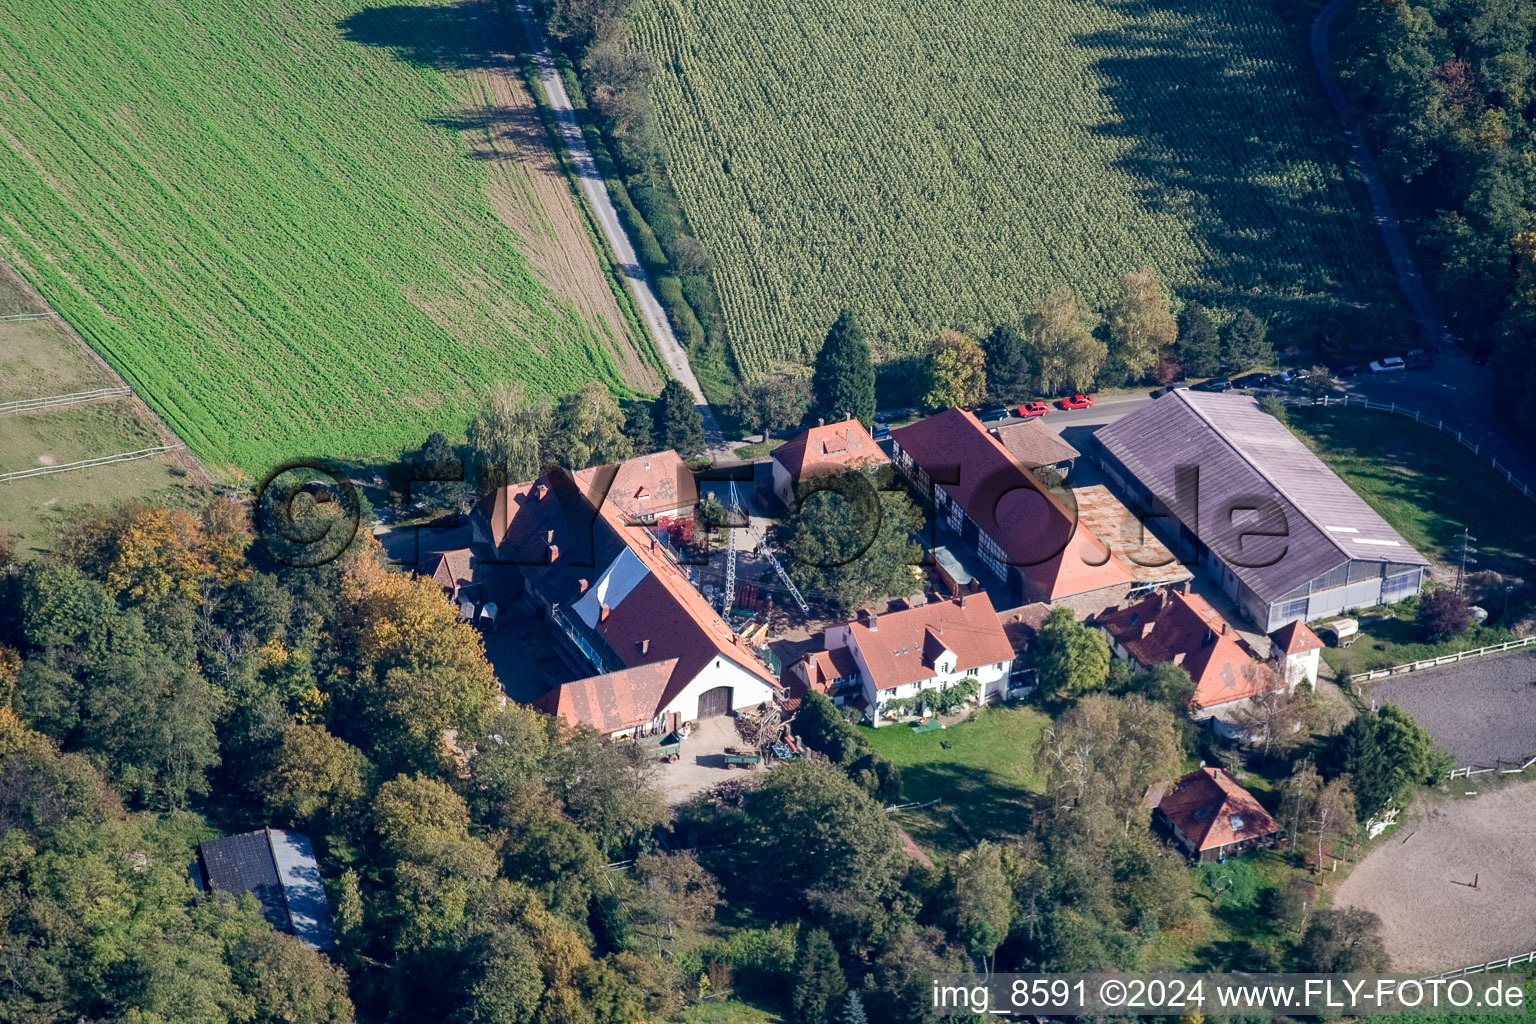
[547,544,559,564]
[535,483,548,501]
[1172,652,1186,666]
[577,578,589,595]
[1141,620,1155,639]
[868,612,878,632]
[599,603,611,622]
[1221,622,1229,635]
[546,528,555,543]
[818,417,825,427]
[958,592,967,608]
[639,638,650,655]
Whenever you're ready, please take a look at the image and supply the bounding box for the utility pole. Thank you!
[1456,527,1477,594]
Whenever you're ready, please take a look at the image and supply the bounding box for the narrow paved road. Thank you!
[511,0,723,444]
[1311,0,1447,348]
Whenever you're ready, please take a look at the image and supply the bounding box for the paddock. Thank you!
[1333,781,1536,973]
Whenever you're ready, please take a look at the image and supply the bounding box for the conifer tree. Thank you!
[811,309,876,426]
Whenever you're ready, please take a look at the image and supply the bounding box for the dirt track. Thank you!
[460,0,660,392]
[1333,781,1536,973]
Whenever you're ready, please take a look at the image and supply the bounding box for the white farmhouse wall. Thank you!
[864,658,1013,726]
[659,655,776,723]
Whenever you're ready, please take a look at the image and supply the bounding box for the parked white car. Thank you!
[1369,356,1406,373]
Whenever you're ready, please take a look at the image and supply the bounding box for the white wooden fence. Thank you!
[1349,636,1536,684]
[1310,394,1536,503]
[1427,949,1536,980]
[0,386,130,416]
[1447,753,1536,781]
[0,311,55,323]
[0,444,182,483]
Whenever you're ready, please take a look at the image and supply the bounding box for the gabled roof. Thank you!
[845,592,1015,691]
[425,548,473,592]
[1096,392,1427,604]
[1270,620,1324,657]
[197,829,333,949]
[1100,589,1281,709]
[891,409,1133,599]
[473,463,779,710]
[996,602,1052,651]
[772,418,888,480]
[536,659,680,734]
[788,647,861,694]
[1158,767,1279,852]
[989,418,1081,468]
[573,450,695,520]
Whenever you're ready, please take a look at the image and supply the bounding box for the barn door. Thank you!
[697,685,732,719]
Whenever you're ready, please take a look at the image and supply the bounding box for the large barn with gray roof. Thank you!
[1095,391,1428,632]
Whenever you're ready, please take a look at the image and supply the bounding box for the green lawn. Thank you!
[682,1001,786,1024]
[862,704,1049,857]
[1289,406,1535,576]
[0,0,644,474]
[629,0,1395,376]
[1318,595,1516,677]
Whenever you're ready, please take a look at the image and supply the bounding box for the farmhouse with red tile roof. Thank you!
[1099,588,1286,717]
[767,418,889,507]
[822,592,1018,724]
[472,453,779,735]
[1154,767,1280,861]
[889,408,1138,616]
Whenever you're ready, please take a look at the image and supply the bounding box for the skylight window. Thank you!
[1230,814,1244,831]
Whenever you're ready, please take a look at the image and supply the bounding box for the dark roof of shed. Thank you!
[1095,392,1425,604]
[197,829,333,949]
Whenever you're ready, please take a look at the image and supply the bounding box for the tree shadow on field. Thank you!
[341,1,563,170]
[1074,0,1396,317]
[339,0,514,72]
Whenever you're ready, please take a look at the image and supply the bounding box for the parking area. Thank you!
[654,714,769,804]
[1368,649,1536,769]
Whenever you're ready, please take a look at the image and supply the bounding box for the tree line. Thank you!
[1341,0,1536,448]
[731,276,1277,434]
[400,377,707,509]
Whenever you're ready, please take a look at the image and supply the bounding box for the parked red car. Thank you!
[1017,401,1049,418]
[1056,394,1095,410]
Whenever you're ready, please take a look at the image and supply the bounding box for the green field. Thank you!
[1289,407,1535,575]
[0,272,203,555]
[0,0,647,474]
[628,0,1394,375]
[863,705,1049,856]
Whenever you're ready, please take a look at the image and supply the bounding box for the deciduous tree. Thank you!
[1026,289,1106,394]
[1419,589,1470,640]
[466,382,554,490]
[731,367,811,441]
[922,329,988,409]
[1107,267,1177,383]
[1033,606,1110,699]
[549,381,635,470]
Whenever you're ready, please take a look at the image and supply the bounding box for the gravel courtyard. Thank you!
[1368,649,1536,768]
[1334,781,1536,973]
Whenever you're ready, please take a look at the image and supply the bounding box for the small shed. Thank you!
[195,829,334,949]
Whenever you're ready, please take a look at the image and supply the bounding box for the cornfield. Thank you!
[629,0,1396,374]
[0,0,632,473]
